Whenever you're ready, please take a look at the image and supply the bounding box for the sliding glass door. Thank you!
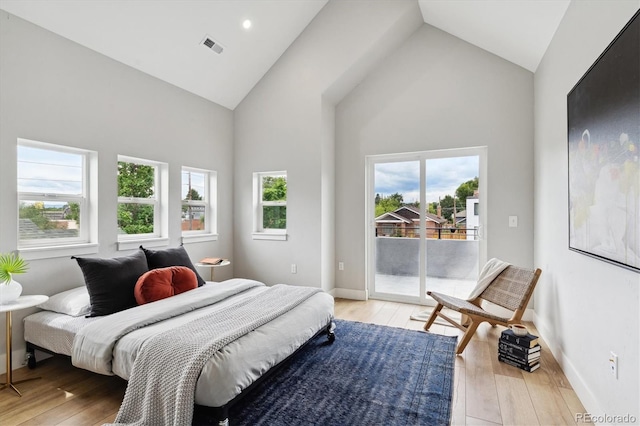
[367,147,486,304]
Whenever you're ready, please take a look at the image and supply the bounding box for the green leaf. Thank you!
[0,253,28,284]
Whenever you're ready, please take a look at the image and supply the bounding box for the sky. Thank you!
[374,156,479,205]
[17,146,83,195]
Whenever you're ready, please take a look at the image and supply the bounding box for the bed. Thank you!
[23,278,335,425]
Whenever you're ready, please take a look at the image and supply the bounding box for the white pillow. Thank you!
[39,286,91,317]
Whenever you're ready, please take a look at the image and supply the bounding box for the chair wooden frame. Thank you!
[424,266,542,355]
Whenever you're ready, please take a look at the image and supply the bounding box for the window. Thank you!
[17,139,96,251]
[117,156,167,246]
[181,167,217,240]
[253,171,287,240]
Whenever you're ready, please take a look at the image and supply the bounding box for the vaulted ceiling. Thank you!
[0,0,570,110]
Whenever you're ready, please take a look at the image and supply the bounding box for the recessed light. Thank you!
[242,19,252,30]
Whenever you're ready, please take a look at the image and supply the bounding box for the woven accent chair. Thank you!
[424,265,542,355]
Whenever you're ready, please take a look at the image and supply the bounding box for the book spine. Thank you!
[498,339,540,353]
[501,333,536,348]
[498,350,540,365]
[498,355,539,372]
[499,342,540,358]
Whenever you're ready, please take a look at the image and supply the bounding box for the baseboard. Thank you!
[533,311,602,417]
[333,287,368,300]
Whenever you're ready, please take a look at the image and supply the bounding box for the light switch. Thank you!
[509,216,518,228]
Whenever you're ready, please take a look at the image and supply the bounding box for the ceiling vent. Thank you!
[201,35,224,54]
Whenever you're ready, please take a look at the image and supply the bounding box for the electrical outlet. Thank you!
[291,264,297,274]
[338,262,344,271]
[609,352,618,378]
[509,216,518,227]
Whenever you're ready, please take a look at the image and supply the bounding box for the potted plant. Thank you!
[0,252,28,304]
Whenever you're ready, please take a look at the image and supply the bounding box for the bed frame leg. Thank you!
[326,321,336,343]
[26,343,37,369]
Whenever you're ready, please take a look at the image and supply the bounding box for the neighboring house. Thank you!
[453,210,466,226]
[18,218,78,239]
[375,206,447,238]
[466,193,480,241]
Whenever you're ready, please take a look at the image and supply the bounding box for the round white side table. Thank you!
[0,295,48,396]
[196,260,231,282]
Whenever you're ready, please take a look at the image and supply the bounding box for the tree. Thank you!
[374,192,404,217]
[429,195,455,219]
[117,162,155,234]
[455,177,479,207]
[19,203,54,230]
[262,176,287,201]
[262,176,287,229]
[65,202,80,223]
[184,188,202,201]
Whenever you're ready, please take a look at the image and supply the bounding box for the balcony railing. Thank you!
[375,226,478,240]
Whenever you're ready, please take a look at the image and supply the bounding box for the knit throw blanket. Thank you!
[110,284,321,426]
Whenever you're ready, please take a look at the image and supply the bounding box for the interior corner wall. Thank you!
[334,24,535,294]
[232,0,422,289]
[0,10,234,373]
[533,1,640,418]
[321,97,336,293]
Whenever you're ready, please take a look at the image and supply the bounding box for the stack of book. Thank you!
[498,328,541,372]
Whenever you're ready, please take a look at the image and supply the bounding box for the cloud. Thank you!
[375,156,478,204]
[18,146,83,195]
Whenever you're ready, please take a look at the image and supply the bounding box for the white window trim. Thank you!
[17,139,97,252]
[181,167,217,240]
[117,155,168,250]
[252,171,287,241]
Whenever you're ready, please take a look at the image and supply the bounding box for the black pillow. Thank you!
[73,250,149,317]
[140,245,205,286]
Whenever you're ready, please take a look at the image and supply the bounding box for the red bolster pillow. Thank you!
[134,266,198,305]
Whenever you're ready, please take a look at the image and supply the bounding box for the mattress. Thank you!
[24,281,334,407]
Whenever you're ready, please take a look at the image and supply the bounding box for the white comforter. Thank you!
[73,278,263,375]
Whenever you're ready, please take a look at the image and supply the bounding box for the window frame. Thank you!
[17,139,97,256]
[252,171,287,241]
[181,166,217,242]
[117,155,168,249]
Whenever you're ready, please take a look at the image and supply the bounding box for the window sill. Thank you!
[181,233,219,244]
[118,237,169,251]
[19,243,99,260]
[252,233,288,241]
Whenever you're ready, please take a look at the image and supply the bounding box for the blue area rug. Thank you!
[225,319,457,426]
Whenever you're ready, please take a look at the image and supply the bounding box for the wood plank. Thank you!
[525,322,573,389]
[495,374,539,425]
[387,302,418,329]
[17,379,125,426]
[559,387,589,421]
[523,374,578,426]
[463,339,502,424]
[1,375,119,425]
[56,386,124,426]
[451,366,466,426]
[369,301,400,325]
[465,416,502,425]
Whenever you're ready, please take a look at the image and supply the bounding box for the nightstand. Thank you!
[0,295,48,396]
[196,260,231,282]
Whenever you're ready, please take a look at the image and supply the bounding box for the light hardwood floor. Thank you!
[0,298,588,425]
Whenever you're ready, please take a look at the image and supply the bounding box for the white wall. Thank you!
[0,10,234,373]
[335,24,535,294]
[233,0,423,288]
[534,1,640,419]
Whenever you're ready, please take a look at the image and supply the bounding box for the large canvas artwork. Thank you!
[568,9,639,273]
